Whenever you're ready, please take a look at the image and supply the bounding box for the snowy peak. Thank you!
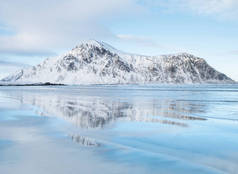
[72,40,121,56]
[78,39,105,49]
[2,40,234,84]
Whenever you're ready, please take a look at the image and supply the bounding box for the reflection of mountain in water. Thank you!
[70,134,101,147]
[6,90,206,129]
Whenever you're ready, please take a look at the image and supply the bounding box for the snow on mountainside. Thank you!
[1,40,234,84]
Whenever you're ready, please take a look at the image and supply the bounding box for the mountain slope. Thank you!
[2,40,234,84]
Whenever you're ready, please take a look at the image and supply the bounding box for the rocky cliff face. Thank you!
[2,40,234,84]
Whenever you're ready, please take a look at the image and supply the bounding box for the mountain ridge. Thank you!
[1,40,235,84]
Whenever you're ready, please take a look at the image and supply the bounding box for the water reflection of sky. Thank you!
[0,85,238,174]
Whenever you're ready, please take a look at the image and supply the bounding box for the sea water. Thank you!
[0,84,238,174]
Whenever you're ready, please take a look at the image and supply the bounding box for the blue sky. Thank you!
[0,0,237,80]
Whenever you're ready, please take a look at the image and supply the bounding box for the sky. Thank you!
[0,0,237,80]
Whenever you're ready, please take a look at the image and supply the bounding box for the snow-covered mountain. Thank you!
[2,40,234,84]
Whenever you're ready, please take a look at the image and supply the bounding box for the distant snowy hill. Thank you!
[2,40,234,84]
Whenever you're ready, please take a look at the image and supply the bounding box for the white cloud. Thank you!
[116,34,187,54]
[143,0,238,19]
[0,0,142,56]
[116,34,160,47]
[228,50,238,55]
[179,0,238,16]
[0,60,29,67]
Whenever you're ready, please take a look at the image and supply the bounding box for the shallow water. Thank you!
[0,84,238,174]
